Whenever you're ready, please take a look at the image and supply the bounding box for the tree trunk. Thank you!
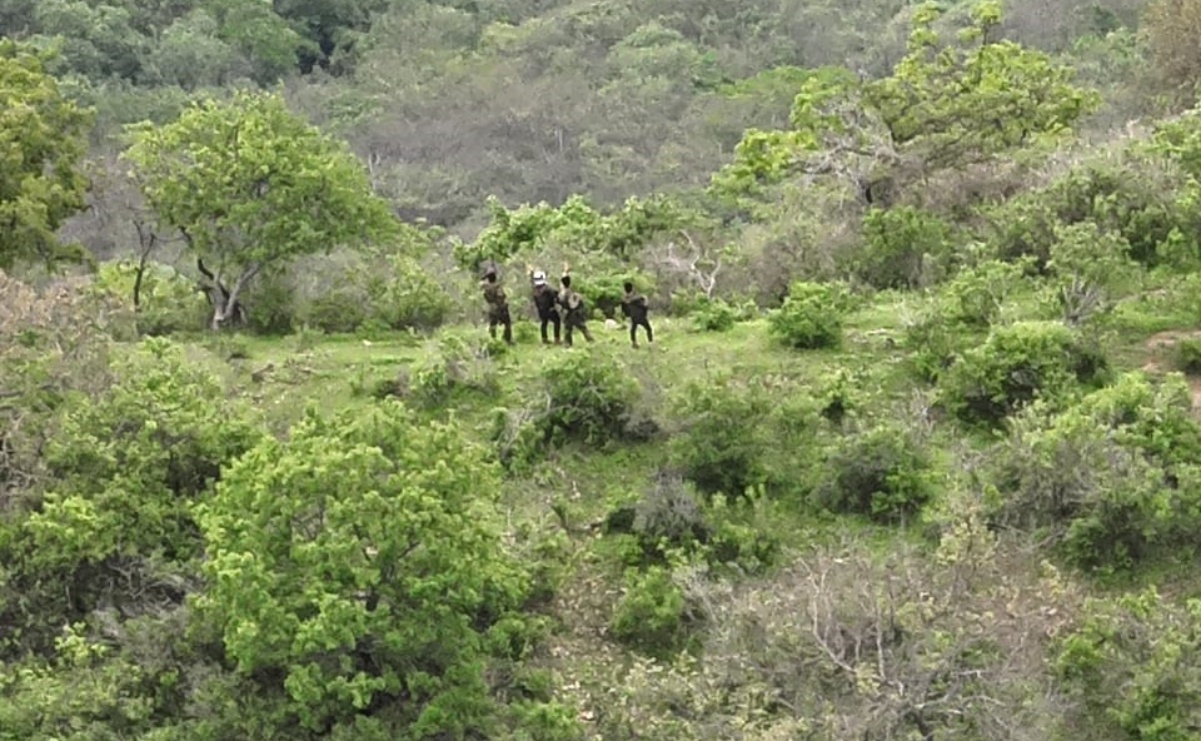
[197,258,257,331]
[209,263,261,330]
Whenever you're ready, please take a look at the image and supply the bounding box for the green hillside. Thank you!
[6,0,1201,737]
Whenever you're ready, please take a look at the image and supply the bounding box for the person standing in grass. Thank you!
[480,264,513,345]
[527,264,561,344]
[621,280,653,348]
[557,262,593,347]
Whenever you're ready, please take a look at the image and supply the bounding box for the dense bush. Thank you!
[194,400,532,736]
[296,251,452,334]
[983,156,1185,269]
[856,205,955,289]
[403,334,501,407]
[90,259,209,335]
[1174,338,1201,375]
[535,349,641,446]
[986,372,1201,571]
[1056,587,1201,740]
[609,565,699,659]
[939,320,1110,426]
[814,423,935,522]
[768,280,846,350]
[0,338,262,657]
[667,380,772,498]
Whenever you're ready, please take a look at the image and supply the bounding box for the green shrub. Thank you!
[365,254,453,331]
[303,288,368,333]
[631,475,711,558]
[668,380,771,498]
[295,251,451,334]
[768,280,844,350]
[856,205,954,289]
[814,423,935,522]
[940,257,1033,327]
[986,373,1201,571]
[1055,587,1201,740]
[690,297,738,332]
[409,334,500,408]
[1175,338,1201,375]
[243,272,297,335]
[536,349,640,447]
[90,259,208,335]
[609,566,698,658]
[939,321,1109,426]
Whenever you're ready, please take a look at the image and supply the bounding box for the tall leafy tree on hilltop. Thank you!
[711,0,1100,209]
[123,89,403,330]
[0,40,93,271]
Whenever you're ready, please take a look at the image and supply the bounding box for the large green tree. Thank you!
[0,40,93,271]
[123,89,402,329]
[711,1,1100,209]
[193,401,531,735]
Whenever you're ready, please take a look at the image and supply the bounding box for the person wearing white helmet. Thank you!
[527,264,561,344]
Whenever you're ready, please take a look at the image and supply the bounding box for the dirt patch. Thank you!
[1144,329,1201,352]
[1139,331,1201,412]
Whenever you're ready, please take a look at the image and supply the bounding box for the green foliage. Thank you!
[609,566,697,659]
[90,259,209,335]
[668,380,771,497]
[939,321,1110,426]
[768,280,845,350]
[1056,587,1201,740]
[856,206,953,289]
[814,423,935,522]
[688,297,742,332]
[123,89,404,328]
[535,349,640,447]
[706,66,853,201]
[453,194,687,271]
[299,251,451,334]
[26,338,260,564]
[1174,338,1201,375]
[986,372,1201,571]
[0,40,94,270]
[406,334,500,408]
[941,255,1033,327]
[714,1,1099,202]
[984,156,1185,268]
[0,338,260,658]
[864,0,1098,169]
[1042,221,1140,326]
[0,622,172,740]
[194,400,531,736]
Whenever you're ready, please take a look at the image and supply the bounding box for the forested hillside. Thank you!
[5,0,1201,737]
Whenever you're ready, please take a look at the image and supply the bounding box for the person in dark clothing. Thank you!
[480,265,513,344]
[557,263,593,347]
[527,265,561,344]
[621,280,653,348]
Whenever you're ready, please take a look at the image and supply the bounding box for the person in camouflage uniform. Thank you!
[621,280,653,348]
[480,264,513,344]
[557,263,593,347]
[527,264,561,344]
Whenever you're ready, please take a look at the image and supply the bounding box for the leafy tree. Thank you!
[0,338,261,657]
[453,193,686,271]
[193,401,531,735]
[711,1,1099,208]
[123,89,403,330]
[0,40,93,270]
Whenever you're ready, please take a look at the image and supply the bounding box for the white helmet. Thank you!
[532,270,547,286]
